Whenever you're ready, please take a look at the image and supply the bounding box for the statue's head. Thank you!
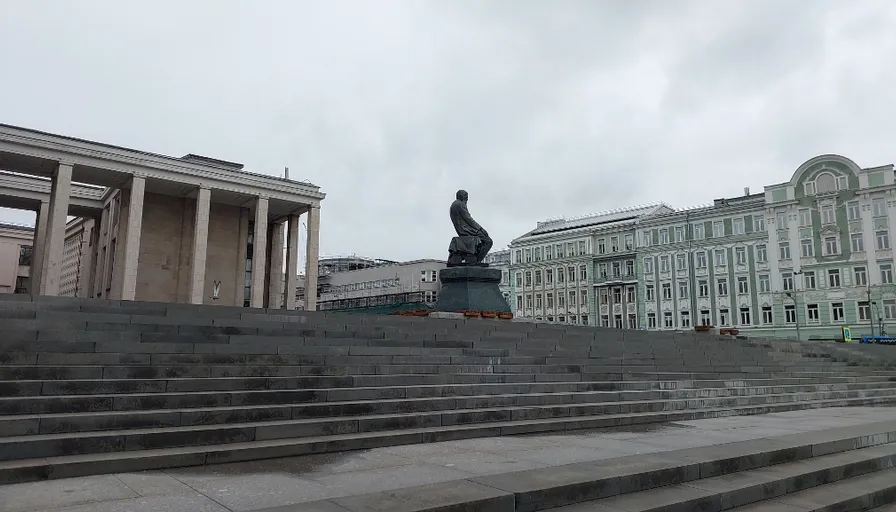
[456,189,468,202]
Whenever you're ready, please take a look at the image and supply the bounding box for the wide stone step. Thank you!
[2,399,894,485]
[3,389,896,462]
[4,383,896,435]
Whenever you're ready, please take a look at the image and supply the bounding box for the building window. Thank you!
[782,272,794,291]
[524,249,532,263]
[784,304,796,323]
[739,307,751,326]
[753,215,765,233]
[674,226,685,243]
[881,264,893,284]
[558,293,565,307]
[732,218,745,235]
[873,197,887,217]
[611,288,622,304]
[851,233,865,252]
[801,239,814,258]
[877,230,890,250]
[662,283,672,300]
[853,267,867,287]
[758,274,770,292]
[777,212,788,230]
[884,299,896,320]
[625,260,634,276]
[18,245,33,266]
[737,276,749,295]
[514,250,523,264]
[535,294,543,309]
[699,310,711,326]
[663,311,673,328]
[657,256,668,273]
[525,271,532,287]
[831,302,845,322]
[807,303,820,323]
[647,312,656,328]
[676,253,687,269]
[516,296,523,310]
[567,266,576,282]
[824,236,840,255]
[680,311,691,328]
[761,306,773,325]
[612,262,621,277]
[821,205,835,225]
[556,244,564,258]
[756,244,767,263]
[515,272,523,287]
[599,263,608,278]
[625,234,634,251]
[715,249,727,266]
[568,242,577,256]
[847,201,860,220]
[693,223,705,239]
[659,229,669,244]
[642,231,653,247]
[800,271,815,289]
[698,279,709,297]
[534,247,542,261]
[546,269,553,284]
[717,278,728,296]
[719,308,730,326]
[547,292,554,308]
[627,314,636,329]
[525,295,533,309]
[646,284,655,301]
[626,286,636,303]
[735,247,746,265]
[695,251,707,268]
[643,257,654,274]
[581,289,587,307]
[605,238,616,253]
[534,270,542,286]
[614,315,623,328]
[597,239,606,254]
[579,265,587,281]
[858,301,871,321]
[599,289,608,305]
[713,221,725,238]
[678,281,689,299]
[545,245,553,260]
[582,315,589,325]
[799,208,811,227]
[568,290,577,306]
[578,240,587,255]
[828,268,841,287]
[779,242,791,260]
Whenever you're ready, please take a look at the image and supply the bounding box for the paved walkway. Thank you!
[3,406,896,512]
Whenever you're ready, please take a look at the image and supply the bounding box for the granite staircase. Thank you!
[1,294,895,486]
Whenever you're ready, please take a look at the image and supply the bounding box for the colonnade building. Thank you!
[0,124,325,309]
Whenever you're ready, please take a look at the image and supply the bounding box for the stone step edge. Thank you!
[278,442,896,512]
[3,391,896,451]
[5,382,896,422]
[0,400,892,490]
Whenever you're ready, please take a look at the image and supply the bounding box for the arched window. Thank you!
[815,172,836,194]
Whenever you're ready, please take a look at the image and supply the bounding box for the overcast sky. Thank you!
[1,0,895,264]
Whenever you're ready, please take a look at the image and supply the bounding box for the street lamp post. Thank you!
[866,286,875,339]
[785,291,801,341]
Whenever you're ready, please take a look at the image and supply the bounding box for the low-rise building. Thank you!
[316,259,446,311]
[483,248,512,306]
[0,222,34,294]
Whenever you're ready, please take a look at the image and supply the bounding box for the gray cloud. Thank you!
[1,0,894,264]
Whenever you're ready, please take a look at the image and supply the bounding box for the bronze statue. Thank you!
[447,189,493,266]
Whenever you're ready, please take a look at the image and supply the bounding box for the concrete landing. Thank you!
[1,406,894,512]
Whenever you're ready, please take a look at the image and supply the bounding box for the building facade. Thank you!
[0,222,34,294]
[315,259,446,311]
[483,248,512,306]
[0,123,325,309]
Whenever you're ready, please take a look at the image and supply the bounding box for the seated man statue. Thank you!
[447,189,493,266]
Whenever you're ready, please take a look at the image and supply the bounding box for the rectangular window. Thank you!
[516,296,523,310]
[646,284,655,301]
[693,223,705,240]
[642,231,652,247]
[777,212,788,230]
[680,311,691,328]
[660,256,670,272]
[700,310,711,326]
[717,278,728,296]
[877,230,890,250]
[756,244,767,263]
[719,308,730,326]
[525,249,532,263]
[676,253,687,269]
[598,239,606,254]
[599,289,608,305]
[782,272,794,291]
[884,299,896,320]
[801,239,814,258]
[578,240,587,255]
[612,261,621,277]
[598,263,608,278]
[627,314,636,329]
[847,201,860,220]
[735,246,747,265]
[758,274,770,292]
[713,221,725,238]
[568,242,577,256]
[715,249,727,266]
[858,301,871,321]
[558,267,564,283]
[662,283,672,300]
[558,293,565,307]
[873,197,887,217]
[674,226,685,243]
[568,290,577,306]
[546,269,553,284]
[625,260,635,276]
[516,273,523,287]
[753,215,765,233]
[647,312,656,328]
[643,257,654,274]
[525,295,533,309]
[804,271,816,289]
[881,264,893,284]
[761,306,773,324]
[831,302,845,322]
[851,233,865,252]
[625,234,634,251]
[828,268,841,287]
[556,244,564,258]
[737,276,749,295]
[779,242,791,260]
[534,247,542,261]
[514,250,522,264]
[581,289,587,307]
[824,236,839,255]
[695,251,707,268]
[579,265,587,281]
[785,304,796,323]
[678,281,689,299]
[613,287,622,303]
[567,266,575,282]
[663,311,673,328]
[807,303,819,323]
[547,292,554,308]
[739,307,751,326]
[609,237,618,252]
[535,294,543,309]
[854,267,867,287]
[525,271,532,287]
[534,270,542,286]
[545,245,553,260]
[821,205,835,224]
[626,286,636,303]
[732,218,745,235]
[698,279,709,297]
[799,208,811,227]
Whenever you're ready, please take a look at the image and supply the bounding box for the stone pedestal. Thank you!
[433,267,512,315]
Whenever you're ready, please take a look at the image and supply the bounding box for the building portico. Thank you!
[0,123,325,309]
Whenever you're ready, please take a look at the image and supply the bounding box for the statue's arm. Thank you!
[461,204,486,233]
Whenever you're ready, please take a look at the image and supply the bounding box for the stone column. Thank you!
[303,205,321,311]
[38,162,73,296]
[285,214,300,310]
[30,200,50,294]
[250,196,269,308]
[188,186,211,304]
[267,221,286,308]
[119,175,146,301]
